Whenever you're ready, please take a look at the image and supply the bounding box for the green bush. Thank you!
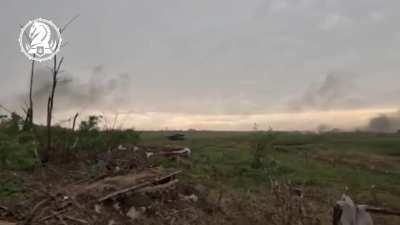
[75,115,140,151]
[0,176,23,197]
[0,114,38,170]
[0,131,38,170]
[0,114,141,168]
[250,131,276,169]
[103,129,141,149]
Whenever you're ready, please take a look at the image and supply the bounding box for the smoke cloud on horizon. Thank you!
[367,110,400,133]
[0,69,398,131]
[288,73,365,111]
[17,65,134,120]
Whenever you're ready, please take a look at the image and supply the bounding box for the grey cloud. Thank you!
[1,0,400,130]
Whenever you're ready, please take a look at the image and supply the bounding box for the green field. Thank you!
[142,131,400,208]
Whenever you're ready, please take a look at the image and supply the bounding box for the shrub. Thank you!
[0,115,38,170]
[79,115,101,131]
[250,131,275,169]
[0,131,38,170]
[103,129,141,149]
[75,115,140,151]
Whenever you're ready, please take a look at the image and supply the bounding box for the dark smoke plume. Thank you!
[289,73,364,111]
[367,111,400,133]
[23,65,133,119]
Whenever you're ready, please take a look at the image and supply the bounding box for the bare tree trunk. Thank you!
[72,113,79,131]
[41,15,77,162]
[28,58,35,123]
[44,55,63,160]
[23,58,35,130]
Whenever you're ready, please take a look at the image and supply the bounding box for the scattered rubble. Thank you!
[1,144,399,225]
[0,145,206,225]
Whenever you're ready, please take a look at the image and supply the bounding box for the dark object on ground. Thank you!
[167,133,185,141]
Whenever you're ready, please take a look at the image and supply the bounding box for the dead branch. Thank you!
[20,198,49,225]
[138,179,178,193]
[38,209,67,222]
[52,211,68,225]
[63,215,89,224]
[154,170,182,183]
[366,206,400,216]
[43,14,78,159]
[60,14,80,33]
[45,55,64,155]
[98,171,182,202]
[98,180,152,202]
[0,104,13,115]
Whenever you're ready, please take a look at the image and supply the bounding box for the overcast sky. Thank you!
[1,0,400,130]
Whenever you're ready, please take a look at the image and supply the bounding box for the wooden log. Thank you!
[98,181,152,202]
[98,170,182,202]
[138,179,178,193]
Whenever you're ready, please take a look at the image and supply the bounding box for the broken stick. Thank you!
[21,198,49,225]
[63,215,89,224]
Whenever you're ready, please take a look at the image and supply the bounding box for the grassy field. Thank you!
[1,128,400,224]
[142,131,400,208]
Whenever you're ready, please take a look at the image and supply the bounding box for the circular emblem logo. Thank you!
[19,18,62,62]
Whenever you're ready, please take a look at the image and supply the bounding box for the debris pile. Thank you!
[268,180,324,225]
[0,145,209,225]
